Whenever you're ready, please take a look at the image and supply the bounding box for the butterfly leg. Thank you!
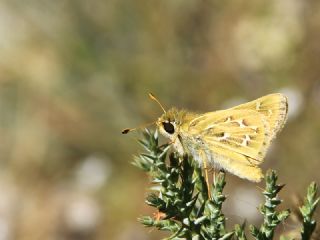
[200,150,211,200]
[159,141,173,148]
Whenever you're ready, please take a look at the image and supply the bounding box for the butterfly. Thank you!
[123,93,288,184]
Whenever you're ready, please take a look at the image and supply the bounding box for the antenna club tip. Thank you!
[148,92,166,113]
[122,128,130,134]
[148,93,155,99]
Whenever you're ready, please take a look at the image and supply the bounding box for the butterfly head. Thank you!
[156,108,181,138]
[121,93,183,137]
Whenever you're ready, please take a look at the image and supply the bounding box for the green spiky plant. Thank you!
[133,130,319,240]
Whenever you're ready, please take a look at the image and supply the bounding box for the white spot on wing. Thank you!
[256,102,261,110]
[237,119,246,128]
[241,134,251,146]
[225,117,232,123]
[251,126,258,133]
[218,132,230,141]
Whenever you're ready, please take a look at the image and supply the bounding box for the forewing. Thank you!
[188,109,270,165]
[184,94,288,182]
[231,93,288,140]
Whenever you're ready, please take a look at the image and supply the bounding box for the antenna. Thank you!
[121,121,155,134]
[122,93,166,134]
[148,93,166,113]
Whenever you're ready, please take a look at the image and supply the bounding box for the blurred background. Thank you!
[0,0,319,239]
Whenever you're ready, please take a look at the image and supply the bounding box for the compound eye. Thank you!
[162,122,174,134]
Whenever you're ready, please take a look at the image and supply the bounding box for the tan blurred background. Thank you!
[0,0,319,239]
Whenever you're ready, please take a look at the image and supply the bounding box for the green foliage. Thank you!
[134,130,319,240]
[235,222,247,240]
[300,182,320,240]
[249,170,290,240]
